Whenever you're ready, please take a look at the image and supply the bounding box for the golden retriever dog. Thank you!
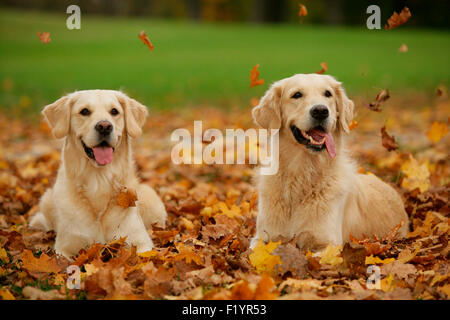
[251,74,408,250]
[30,90,167,258]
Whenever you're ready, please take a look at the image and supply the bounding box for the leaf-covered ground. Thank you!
[0,94,448,300]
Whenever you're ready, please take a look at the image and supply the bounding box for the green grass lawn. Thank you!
[0,8,449,114]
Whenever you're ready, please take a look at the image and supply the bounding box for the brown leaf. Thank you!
[381,126,399,151]
[117,187,137,208]
[385,7,412,30]
[368,89,390,112]
[274,242,307,278]
[342,243,367,274]
[138,31,154,51]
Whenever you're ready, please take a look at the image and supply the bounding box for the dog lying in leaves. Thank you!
[30,90,167,258]
[251,74,408,250]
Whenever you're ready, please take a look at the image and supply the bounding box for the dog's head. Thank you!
[42,90,148,167]
[252,74,354,159]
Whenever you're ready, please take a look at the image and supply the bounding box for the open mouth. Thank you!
[82,140,114,166]
[290,125,336,158]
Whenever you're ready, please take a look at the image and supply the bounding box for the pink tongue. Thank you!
[92,147,113,165]
[324,133,336,159]
[307,129,336,159]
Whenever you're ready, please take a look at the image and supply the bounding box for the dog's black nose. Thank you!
[310,105,329,121]
[95,120,113,135]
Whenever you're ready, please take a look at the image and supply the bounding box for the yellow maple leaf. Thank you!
[174,242,203,265]
[365,255,395,265]
[217,202,241,218]
[380,274,395,292]
[426,121,448,143]
[137,250,159,258]
[249,238,282,275]
[0,288,15,300]
[0,246,9,263]
[437,284,450,298]
[84,263,99,276]
[319,243,343,266]
[407,211,436,238]
[53,274,66,286]
[397,243,421,263]
[401,155,430,192]
[21,249,61,273]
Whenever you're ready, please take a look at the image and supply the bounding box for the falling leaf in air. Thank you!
[249,64,264,88]
[138,31,154,51]
[36,32,51,44]
[21,249,61,273]
[426,121,448,144]
[367,89,390,112]
[398,44,408,52]
[381,126,399,151]
[349,120,359,130]
[385,7,412,30]
[117,187,137,208]
[315,62,328,74]
[249,238,281,275]
[298,4,308,22]
[401,155,431,193]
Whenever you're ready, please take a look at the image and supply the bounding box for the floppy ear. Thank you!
[42,96,72,139]
[117,93,148,138]
[333,81,354,134]
[252,82,283,129]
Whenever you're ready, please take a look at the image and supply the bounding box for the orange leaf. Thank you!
[253,275,277,300]
[117,187,137,208]
[385,7,412,30]
[174,242,203,265]
[348,120,359,130]
[426,121,448,144]
[230,281,254,300]
[381,126,399,151]
[138,31,154,51]
[21,250,61,273]
[298,4,308,18]
[249,64,264,88]
[315,62,328,74]
[398,44,408,52]
[36,32,51,44]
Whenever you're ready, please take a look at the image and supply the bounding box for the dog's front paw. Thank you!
[136,239,154,253]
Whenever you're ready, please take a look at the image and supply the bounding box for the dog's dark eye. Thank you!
[110,108,119,116]
[80,108,91,116]
[292,91,303,99]
[324,90,332,98]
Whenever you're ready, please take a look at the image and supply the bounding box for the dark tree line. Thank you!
[0,0,448,28]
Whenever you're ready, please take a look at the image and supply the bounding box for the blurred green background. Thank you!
[0,1,449,115]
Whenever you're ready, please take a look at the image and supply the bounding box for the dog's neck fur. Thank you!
[61,134,136,215]
[265,128,348,199]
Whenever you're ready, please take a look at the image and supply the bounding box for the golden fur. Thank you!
[30,90,167,258]
[251,74,408,250]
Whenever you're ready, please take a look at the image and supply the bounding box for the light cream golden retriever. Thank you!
[251,74,408,250]
[30,90,167,258]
